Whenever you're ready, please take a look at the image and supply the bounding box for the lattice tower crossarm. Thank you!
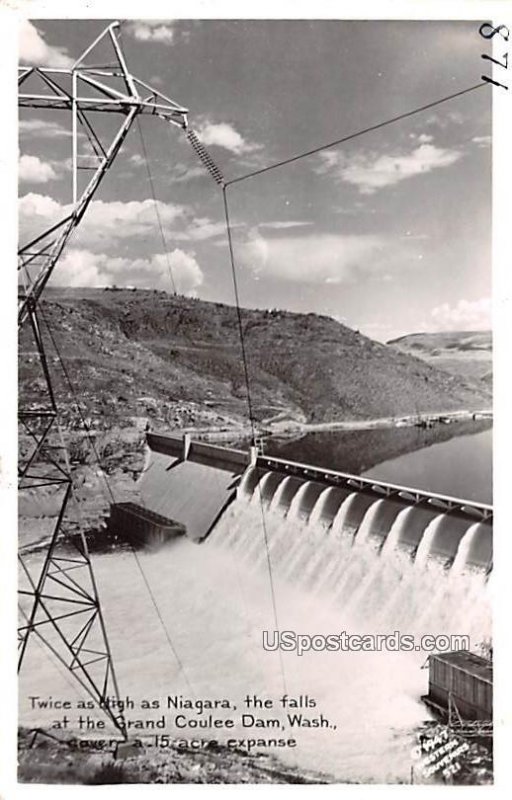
[18,20,188,328]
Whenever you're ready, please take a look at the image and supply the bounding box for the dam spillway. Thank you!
[23,430,492,782]
[134,432,492,575]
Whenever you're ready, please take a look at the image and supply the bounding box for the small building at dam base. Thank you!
[109,501,186,549]
[423,650,492,722]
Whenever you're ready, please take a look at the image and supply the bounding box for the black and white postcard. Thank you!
[1,0,511,795]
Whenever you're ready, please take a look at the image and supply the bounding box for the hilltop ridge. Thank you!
[388,330,492,385]
[20,288,491,432]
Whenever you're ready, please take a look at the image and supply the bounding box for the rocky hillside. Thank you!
[20,288,491,432]
[388,331,492,385]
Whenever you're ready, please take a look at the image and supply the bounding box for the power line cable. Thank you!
[222,185,287,694]
[225,82,487,186]
[221,187,257,442]
[136,117,178,295]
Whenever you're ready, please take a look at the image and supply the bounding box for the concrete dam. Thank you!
[93,432,493,779]
[129,432,492,575]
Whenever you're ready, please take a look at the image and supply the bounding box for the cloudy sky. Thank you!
[18,18,492,341]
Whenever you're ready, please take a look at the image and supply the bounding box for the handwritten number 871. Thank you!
[479,23,509,90]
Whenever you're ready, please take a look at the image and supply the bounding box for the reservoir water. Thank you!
[364,427,491,505]
[261,420,492,505]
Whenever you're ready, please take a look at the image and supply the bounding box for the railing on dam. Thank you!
[145,432,492,523]
[243,453,492,572]
[136,432,492,571]
[254,454,493,521]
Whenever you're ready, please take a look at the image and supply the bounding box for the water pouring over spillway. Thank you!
[138,433,492,574]
[20,433,492,782]
[133,433,491,648]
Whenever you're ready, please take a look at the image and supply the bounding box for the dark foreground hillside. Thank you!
[16,722,492,785]
[20,288,491,431]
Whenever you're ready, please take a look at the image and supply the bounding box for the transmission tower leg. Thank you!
[18,301,127,738]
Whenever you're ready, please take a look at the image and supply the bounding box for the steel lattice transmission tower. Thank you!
[18,21,188,737]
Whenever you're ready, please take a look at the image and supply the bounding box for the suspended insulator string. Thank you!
[136,117,177,295]
[38,304,196,696]
[222,185,287,694]
[226,81,487,186]
[186,129,225,185]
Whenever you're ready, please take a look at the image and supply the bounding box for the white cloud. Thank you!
[472,135,492,148]
[259,221,312,230]
[51,249,104,288]
[196,121,260,155]
[76,198,186,245]
[168,164,210,184]
[424,111,464,128]
[19,119,71,139]
[129,153,146,167]
[18,193,236,259]
[19,21,72,68]
[19,155,57,183]
[238,229,385,284]
[126,21,175,44]
[19,194,187,248]
[430,297,491,331]
[157,250,203,294]
[174,217,227,242]
[50,248,203,295]
[409,133,433,143]
[19,192,61,220]
[400,231,429,241]
[318,142,463,194]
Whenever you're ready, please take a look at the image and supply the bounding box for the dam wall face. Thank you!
[135,433,492,573]
[136,434,246,541]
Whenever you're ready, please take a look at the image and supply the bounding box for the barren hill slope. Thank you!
[20,288,491,431]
